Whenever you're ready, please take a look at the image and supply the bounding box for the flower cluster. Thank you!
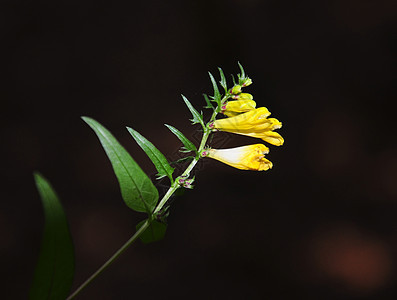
[203,77,284,171]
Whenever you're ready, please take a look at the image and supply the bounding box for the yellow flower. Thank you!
[210,107,284,146]
[232,93,254,100]
[204,144,273,171]
[221,99,256,117]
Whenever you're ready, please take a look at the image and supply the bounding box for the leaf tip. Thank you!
[33,171,46,186]
[33,170,41,179]
[81,116,93,125]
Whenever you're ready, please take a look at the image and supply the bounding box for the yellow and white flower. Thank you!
[221,99,256,117]
[210,107,284,146]
[203,144,273,171]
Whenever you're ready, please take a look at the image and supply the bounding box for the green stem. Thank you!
[152,179,180,215]
[66,220,150,300]
[67,96,229,299]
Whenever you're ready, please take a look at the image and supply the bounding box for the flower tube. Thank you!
[210,107,284,146]
[203,144,273,171]
[221,99,256,117]
[232,93,254,100]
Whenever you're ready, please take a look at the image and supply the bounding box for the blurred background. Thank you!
[2,0,396,299]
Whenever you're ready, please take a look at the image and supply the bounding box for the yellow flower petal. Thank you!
[232,93,254,100]
[234,118,282,132]
[214,107,271,130]
[206,144,273,171]
[211,107,284,146]
[222,100,256,117]
[239,131,284,146]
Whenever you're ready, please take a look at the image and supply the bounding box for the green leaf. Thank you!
[170,156,194,165]
[238,61,245,79]
[218,67,227,92]
[237,62,249,85]
[164,124,197,155]
[82,117,158,213]
[181,95,205,128]
[208,71,221,105]
[231,74,237,85]
[203,93,214,109]
[30,172,74,300]
[136,219,167,244]
[127,127,174,182]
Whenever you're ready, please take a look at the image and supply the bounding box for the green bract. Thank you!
[181,95,205,128]
[203,93,214,109]
[165,124,198,155]
[218,67,228,93]
[208,71,221,106]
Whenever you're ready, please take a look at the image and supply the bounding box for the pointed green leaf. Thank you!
[30,172,74,300]
[82,117,158,213]
[208,72,221,105]
[127,127,174,183]
[231,74,237,85]
[165,124,197,154]
[181,95,205,128]
[238,61,245,79]
[203,93,214,109]
[218,67,227,92]
[136,219,167,244]
[237,62,250,86]
[170,156,194,165]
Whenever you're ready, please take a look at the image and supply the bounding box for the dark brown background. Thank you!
[2,0,396,299]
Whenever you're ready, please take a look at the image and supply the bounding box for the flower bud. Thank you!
[221,99,256,117]
[230,85,242,95]
[232,93,253,100]
[178,176,195,189]
[242,77,252,87]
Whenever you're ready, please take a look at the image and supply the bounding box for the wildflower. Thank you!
[203,144,273,171]
[221,99,256,117]
[210,107,284,146]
